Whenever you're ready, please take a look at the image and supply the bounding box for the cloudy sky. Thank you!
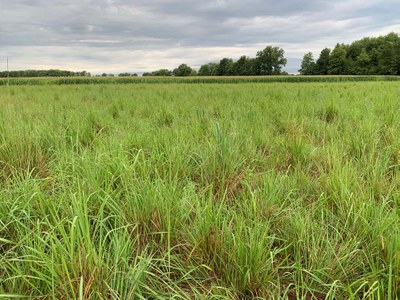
[0,0,399,74]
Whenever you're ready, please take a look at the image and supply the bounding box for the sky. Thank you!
[0,0,399,74]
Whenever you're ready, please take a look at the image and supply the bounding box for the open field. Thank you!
[0,82,399,299]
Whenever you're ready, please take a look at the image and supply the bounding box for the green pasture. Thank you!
[0,82,399,299]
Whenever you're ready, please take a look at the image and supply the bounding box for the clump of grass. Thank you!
[318,104,339,123]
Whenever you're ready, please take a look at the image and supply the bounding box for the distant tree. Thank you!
[347,57,356,75]
[298,52,316,75]
[172,64,193,76]
[198,63,218,76]
[0,69,84,78]
[377,34,400,75]
[217,58,234,76]
[101,73,108,77]
[328,44,348,75]
[354,49,371,75]
[233,56,256,76]
[368,48,381,74]
[315,48,331,75]
[301,32,400,75]
[146,69,172,76]
[118,72,133,77]
[255,46,287,75]
[77,70,90,76]
[120,73,138,77]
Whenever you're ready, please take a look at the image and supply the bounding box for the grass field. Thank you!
[0,81,399,299]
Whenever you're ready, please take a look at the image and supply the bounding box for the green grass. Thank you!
[0,82,399,299]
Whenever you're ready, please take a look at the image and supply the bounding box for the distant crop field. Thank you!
[0,82,399,299]
[1,75,400,86]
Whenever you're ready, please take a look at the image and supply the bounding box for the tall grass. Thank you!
[0,82,399,299]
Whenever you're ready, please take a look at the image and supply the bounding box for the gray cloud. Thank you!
[0,0,399,73]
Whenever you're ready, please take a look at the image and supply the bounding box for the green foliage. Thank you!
[118,72,138,77]
[255,46,287,75]
[308,32,400,75]
[0,82,399,299]
[0,69,90,77]
[198,63,218,76]
[142,69,172,76]
[354,49,371,75]
[377,33,400,75]
[328,44,349,75]
[299,52,316,75]
[217,58,235,76]
[233,56,256,76]
[197,45,288,76]
[315,48,331,75]
[173,64,195,77]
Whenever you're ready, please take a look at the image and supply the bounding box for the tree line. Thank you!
[2,33,399,77]
[299,32,400,75]
[144,46,288,76]
[0,69,91,78]
[0,70,141,78]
